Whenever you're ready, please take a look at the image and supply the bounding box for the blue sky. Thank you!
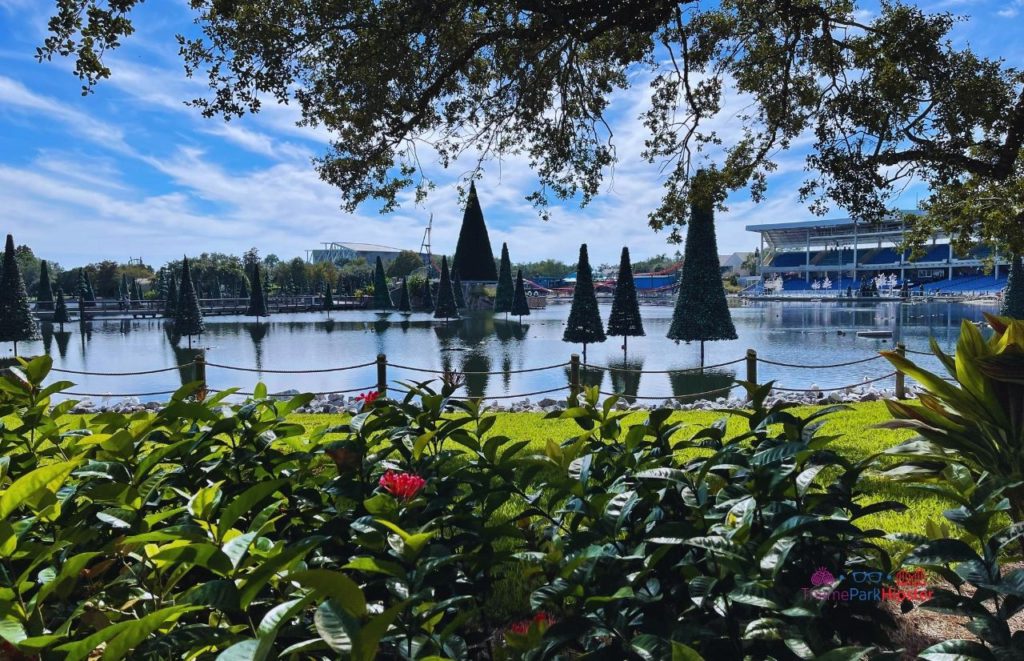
[1,0,1022,271]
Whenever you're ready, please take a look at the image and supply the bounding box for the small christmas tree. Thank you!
[422,277,434,311]
[511,269,531,323]
[397,277,412,313]
[175,256,206,347]
[77,269,90,307]
[562,244,605,362]
[373,256,393,311]
[84,273,96,303]
[0,234,39,355]
[322,280,335,317]
[165,275,179,318]
[246,263,269,319]
[607,247,645,359]
[434,256,459,321]
[452,268,467,309]
[1003,254,1024,319]
[38,260,54,310]
[493,242,514,317]
[667,171,737,366]
[52,286,70,331]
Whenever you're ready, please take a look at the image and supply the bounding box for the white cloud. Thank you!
[0,76,129,149]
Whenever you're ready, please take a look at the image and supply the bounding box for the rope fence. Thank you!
[39,344,941,403]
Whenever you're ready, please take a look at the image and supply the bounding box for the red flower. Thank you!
[507,611,555,635]
[355,391,380,406]
[379,470,426,500]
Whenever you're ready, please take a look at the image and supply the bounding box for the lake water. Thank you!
[22,300,998,402]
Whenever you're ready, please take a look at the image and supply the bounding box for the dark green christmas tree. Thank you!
[246,263,269,318]
[52,286,70,331]
[165,275,179,318]
[452,267,467,309]
[493,242,514,316]
[132,278,143,306]
[77,269,90,307]
[175,256,206,347]
[422,277,435,311]
[511,269,530,323]
[120,273,130,301]
[84,273,96,303]
[452,181,498,280]
[37,260,54,309]
[373,256,393,311]
[1002,254,1024,319]
[562,244,605,362]
[434,256,459,321]
[0,234,39,355]
[667,172,737,366]
[322,280,335,317]
[607,246,645,358]
[398,277,412,313]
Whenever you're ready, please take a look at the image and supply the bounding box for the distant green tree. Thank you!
[421,277,434,312]
[77,269,90,304]
[37,260,54,309]
[119,273,130,301]
[52,286,70,331]
[373,256,393,311]
[607,247,645,358]
[511,269,530,323]
[452,268,466,309]
[84,274,96,303]
[1002,254,1024,319]
[322,279,335,318]
[434,256,459,321]
[0,234,39,355]
[494,242,514,316]
[667,171,737,366]
[175,256,206,347]
[132,278,143,306]
[238,276,249,300]
[155,268,168,300]
[562,244,605,362]
[246,263,269,319]
[165,275,179,318]
[515,259,572,280]
[452,182,497,281]
[397,277,412,313]
[387,250,425,278]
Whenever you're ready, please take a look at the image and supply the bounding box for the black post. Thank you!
[195,351,207,402]
[569,353,581,398]
[377,353,388,397]
[896,342,906,399]
[746,348,757,385]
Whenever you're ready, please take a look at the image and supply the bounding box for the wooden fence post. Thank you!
[895,343,906,399]
[746,348,757,385]
[195,351,207,402]
[377,353,388,397]
[569,353,581,397]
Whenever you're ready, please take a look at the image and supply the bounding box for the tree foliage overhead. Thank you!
[38,0,1024,246]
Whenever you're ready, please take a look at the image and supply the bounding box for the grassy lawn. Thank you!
[290,400,950,553]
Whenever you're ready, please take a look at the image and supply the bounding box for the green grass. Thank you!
[291,401,949,551]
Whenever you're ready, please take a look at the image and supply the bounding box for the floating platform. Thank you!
[856,330,893,339]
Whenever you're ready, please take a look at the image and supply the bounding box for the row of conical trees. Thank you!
[559,180,739,365]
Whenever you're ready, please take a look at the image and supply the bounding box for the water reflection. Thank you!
[608,358,643,404]
[462,351,491,398]
[669,369,735,403]
[245,323,269,371]
[54,331,71,358]
[42,323,53,355]
[173,346,205,388]
[565,365,605,391]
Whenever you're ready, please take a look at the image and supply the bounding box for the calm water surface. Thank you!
[22,300,998,402]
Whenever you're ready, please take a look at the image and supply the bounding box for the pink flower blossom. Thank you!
[379,470,426,500]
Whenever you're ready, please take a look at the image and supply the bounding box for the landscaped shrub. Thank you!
[0,358,911,658]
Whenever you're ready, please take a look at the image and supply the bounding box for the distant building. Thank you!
[719,252,753,276]
[306,242,425,266]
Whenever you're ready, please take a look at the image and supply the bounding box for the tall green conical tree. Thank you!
[562,244,605,362]
[434,256,459,321]
[156,268,168,301]
[422,277,435,311]
[120,273,130,301]
[493,242,514,316]
[52,287,70,331]
[607,247,645,359]
[452,268,467,309]
[246,263,269,319]
[1002,254,1024,319]
[322,280,335,318]
[132,279,143,306]
[667,171,737,367]
[511,269,530,323]
[84,274,96,303]
[0,234,39,355]
[37,260,54,309]
[165,275,179,318]
[175,256,206,348]
[77,269,90,308]
[398,277,412,313]
[373,256,393,311]
[452,181,498,281]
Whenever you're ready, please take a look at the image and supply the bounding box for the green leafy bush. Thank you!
[0,359,908,658]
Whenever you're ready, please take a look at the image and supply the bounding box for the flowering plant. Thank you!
[507,612,555,636]
[355,390,380,406]
[379,469,426,500]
